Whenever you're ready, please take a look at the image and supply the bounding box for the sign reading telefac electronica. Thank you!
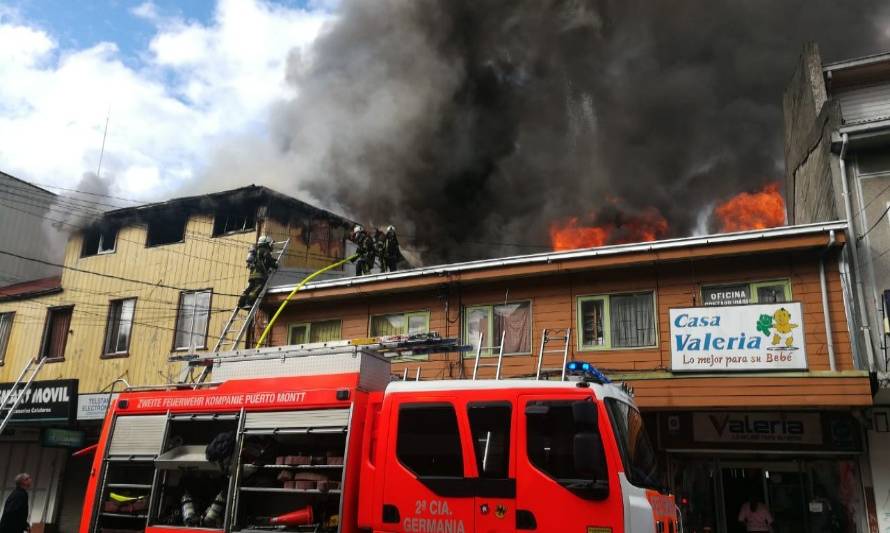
[670,303,807,372]
[0,379,78,422]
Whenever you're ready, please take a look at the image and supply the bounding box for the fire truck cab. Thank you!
[80,342,676,533]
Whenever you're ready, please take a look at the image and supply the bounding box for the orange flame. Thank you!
[549,208,669,251]
[714,183,785,232]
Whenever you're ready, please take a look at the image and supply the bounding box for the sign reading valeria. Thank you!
[670,303,807,372]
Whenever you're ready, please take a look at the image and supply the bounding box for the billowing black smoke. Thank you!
[268,0,890,263]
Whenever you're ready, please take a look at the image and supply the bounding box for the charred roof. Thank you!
[82,185,355,232]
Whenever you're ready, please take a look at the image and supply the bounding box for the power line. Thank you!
[0,249,244,298]
[857,203,890,242]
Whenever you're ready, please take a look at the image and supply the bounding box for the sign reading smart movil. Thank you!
[670,303,807,371]
[0,379,78,422]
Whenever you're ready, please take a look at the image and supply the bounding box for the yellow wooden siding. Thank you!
[0,215,255,392]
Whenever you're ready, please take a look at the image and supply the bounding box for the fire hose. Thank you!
[254,254,358,348]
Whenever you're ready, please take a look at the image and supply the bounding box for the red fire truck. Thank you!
[80,339,678,533]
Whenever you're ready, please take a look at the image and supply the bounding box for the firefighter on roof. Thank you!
[380,225,401,272]
[238,235,277,308]
[350,225,375,276]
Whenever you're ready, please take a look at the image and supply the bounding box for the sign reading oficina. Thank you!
[670,303,807,371]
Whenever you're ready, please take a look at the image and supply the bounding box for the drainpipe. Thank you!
[820,229,837,371]
[839,132,877,370]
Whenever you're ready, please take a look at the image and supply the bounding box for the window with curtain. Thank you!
[288,319,342,344]
[370,311,429,337]
[103,298,135,356]
[610,293,655,348]
[577,292,656,350]
[174,290,211,350]
[465,301,531,356]
[0,312,14,365]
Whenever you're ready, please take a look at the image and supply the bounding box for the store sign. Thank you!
[702,284,750,306]
[41,428,85,448]
[693,412,822,445]
[0,379,77,422]
[670,303,807,371]
[77,393,112,421]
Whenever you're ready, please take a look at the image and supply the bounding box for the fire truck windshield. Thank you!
[605,398,663,490]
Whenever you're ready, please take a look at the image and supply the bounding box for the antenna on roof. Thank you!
[96,107,111,178]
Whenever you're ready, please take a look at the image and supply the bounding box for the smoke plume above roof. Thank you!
[221,0,890,263]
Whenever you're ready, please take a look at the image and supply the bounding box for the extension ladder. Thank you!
[471,331,506,380]
[213,238,290,353]
[535,328,572,380]
[0,357,46,434]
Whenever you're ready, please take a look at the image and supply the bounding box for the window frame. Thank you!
[80,226,119,257]
[212,209,256,237]
[102,298,137,358]
[172,289,213,351]
[145,212,188,248]
[40,305,74,362]
[576,291,657,351]
[463,300,534,357]
[287,319,342,345]
[0,312,14,366]
[700,278,792,306]
[369,310,430,337]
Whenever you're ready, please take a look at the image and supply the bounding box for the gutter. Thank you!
[819,229,837,371]
[839,133,877,370]
[268,221,848,295]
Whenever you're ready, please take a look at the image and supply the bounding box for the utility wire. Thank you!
[857,203,890,242]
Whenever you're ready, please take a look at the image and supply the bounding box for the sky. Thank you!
[0,0,335,203]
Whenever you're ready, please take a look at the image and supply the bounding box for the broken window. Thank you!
[81,226,118,257]
[212,208,256,236]
[146,212,187,247]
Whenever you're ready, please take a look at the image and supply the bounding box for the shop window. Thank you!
[396,404,463,478]
[287,319,342,344]
[40,306,73,360]
[577,292,656,350]
[701,279,791,306]
[81,226,118,257]
[103,298,136,356]
[146,212,187,247]
[370,311,429,337]
[605,398,661,490]
[525,400,608,490]
[174,290,211,350]
[465,301,532,356]
[212,209,255,236]
[467,402,511,479]
[0,312,13,365]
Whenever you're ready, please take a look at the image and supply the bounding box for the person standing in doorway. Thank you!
[0,473,31,533]
[738,494,774,533]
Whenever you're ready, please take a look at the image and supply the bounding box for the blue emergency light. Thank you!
[565,361,611,384]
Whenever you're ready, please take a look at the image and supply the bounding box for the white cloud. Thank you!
[0,0,332,200]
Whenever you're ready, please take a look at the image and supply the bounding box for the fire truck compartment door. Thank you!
[108,415,167,457]
[242,408,350,432]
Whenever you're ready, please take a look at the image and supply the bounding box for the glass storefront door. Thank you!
[670,456,867,533]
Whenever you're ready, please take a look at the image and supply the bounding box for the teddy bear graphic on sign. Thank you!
[755,307,799,349]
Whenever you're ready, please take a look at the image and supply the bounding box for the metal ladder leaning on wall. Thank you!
[471,332,506,380]
[213,238,291,353]
[534,327,572,381]
[0,356,46,434]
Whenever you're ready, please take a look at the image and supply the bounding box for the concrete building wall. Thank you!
[0,173,61,283]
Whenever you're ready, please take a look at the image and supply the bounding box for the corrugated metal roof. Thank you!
[0,276,62,301]
[269,221,847,294]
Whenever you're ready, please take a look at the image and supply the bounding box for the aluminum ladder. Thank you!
[213,238,290,353]
[471,331,506,380]
[534,327,572,380]
[0,357,46,434]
